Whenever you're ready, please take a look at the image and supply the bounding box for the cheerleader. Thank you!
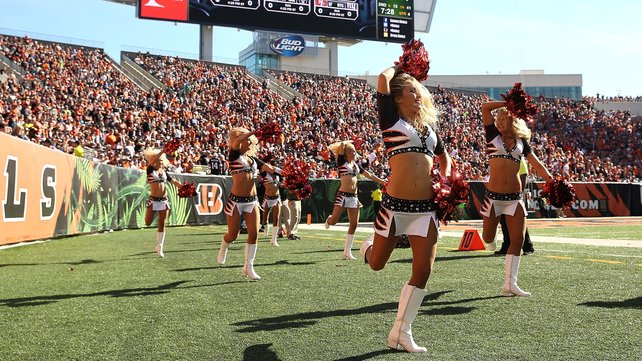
[360,63,451,352]
[259,166,284,247]
[480,98,552,296]
[143,148,183,258]
[216,127,278,280]
[325,140,385,260]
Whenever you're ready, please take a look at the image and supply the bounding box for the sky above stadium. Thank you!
[1,0,640,97]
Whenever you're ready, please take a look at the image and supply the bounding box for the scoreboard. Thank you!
[137,0,414,43]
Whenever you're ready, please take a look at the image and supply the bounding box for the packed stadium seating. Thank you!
[1,34,640,182]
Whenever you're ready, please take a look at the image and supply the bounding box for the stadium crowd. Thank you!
[1,34,640,182]
[587,95,642,103]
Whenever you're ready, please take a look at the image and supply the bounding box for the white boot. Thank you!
[484,239,496,251]
[263,224,270,237]
[155,232,165,258]
[342,234,356,260]
[324,215,331,229]
[501,255,531,297]
[387,283,428,353]
[359,236,373,264]
[217,240,231,265]
[270,226,279,247]
[242,243,261,280]
[483,231,497,251]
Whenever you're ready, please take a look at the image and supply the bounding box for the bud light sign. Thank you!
[270,35,305,57]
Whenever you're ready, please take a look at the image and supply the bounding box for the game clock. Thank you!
[137,0,414,43]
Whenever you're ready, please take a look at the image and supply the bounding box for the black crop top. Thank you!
[228,149,259,175]
[147,166,173,184]
[337,155,364,176]
[484,123,532,163]
[377,92,445,158]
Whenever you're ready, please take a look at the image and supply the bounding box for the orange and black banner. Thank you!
[2,133,641,245]
[2,134,75,245]
[0,133,231,246]
[465,181,642,219]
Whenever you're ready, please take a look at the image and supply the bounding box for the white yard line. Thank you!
[300,222,642,248]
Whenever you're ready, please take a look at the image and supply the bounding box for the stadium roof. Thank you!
[415,0,438,34]
[104,0,437,37]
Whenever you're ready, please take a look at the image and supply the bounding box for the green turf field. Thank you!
[1,226,640,360]
[527,225,642,240]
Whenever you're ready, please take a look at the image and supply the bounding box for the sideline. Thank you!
[300,218,642,249]
[3,218,641,250]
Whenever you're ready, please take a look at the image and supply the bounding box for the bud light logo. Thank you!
[270,35,305,57]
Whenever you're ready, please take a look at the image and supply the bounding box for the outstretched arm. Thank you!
[171,178,183,188]
[526,153,553,182]
[362,169,387,185]
[481,101,506,126]
[254,157,277,174]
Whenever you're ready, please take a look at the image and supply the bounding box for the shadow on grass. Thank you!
[173,260,316,272]
[164,248,216,255]
[243,343,281,361]
[234,291,486,333]
[421,290,501,316]
[129,246,230,257]
[390,251,495,264]
[334,348,398,361]
[0,280,245,308]
[166,232,224,238]
[1,259,104,268]
[181,240,220,246]
[233,302,396,332]
[579,296,642,310]
[291,249,343,255]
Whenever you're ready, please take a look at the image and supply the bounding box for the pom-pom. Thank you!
[163,139,180,155]
[394,39,430,81]
[295,184,312,200]
[381,181,389,195]
[501,82,537,121]
[281,156,314,199]
[541,178,576,209]
[431,169,470,225]
[178,181,197,198]
[255,122,283,144]
[259,151,274,164]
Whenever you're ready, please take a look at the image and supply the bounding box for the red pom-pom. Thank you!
[394,39,430,81]
[163,139,180,155]
[541,178,576,209]
[431,169,470,225]
[501,83,537,121]
[281,156,315,199]
[259,151,274,164]
[178,181,197,198]
[255,122,283,144]
[296,184,312,200]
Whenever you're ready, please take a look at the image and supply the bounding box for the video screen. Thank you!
[137,0,414,43]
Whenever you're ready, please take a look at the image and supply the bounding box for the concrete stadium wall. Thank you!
[593,102,642,116]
